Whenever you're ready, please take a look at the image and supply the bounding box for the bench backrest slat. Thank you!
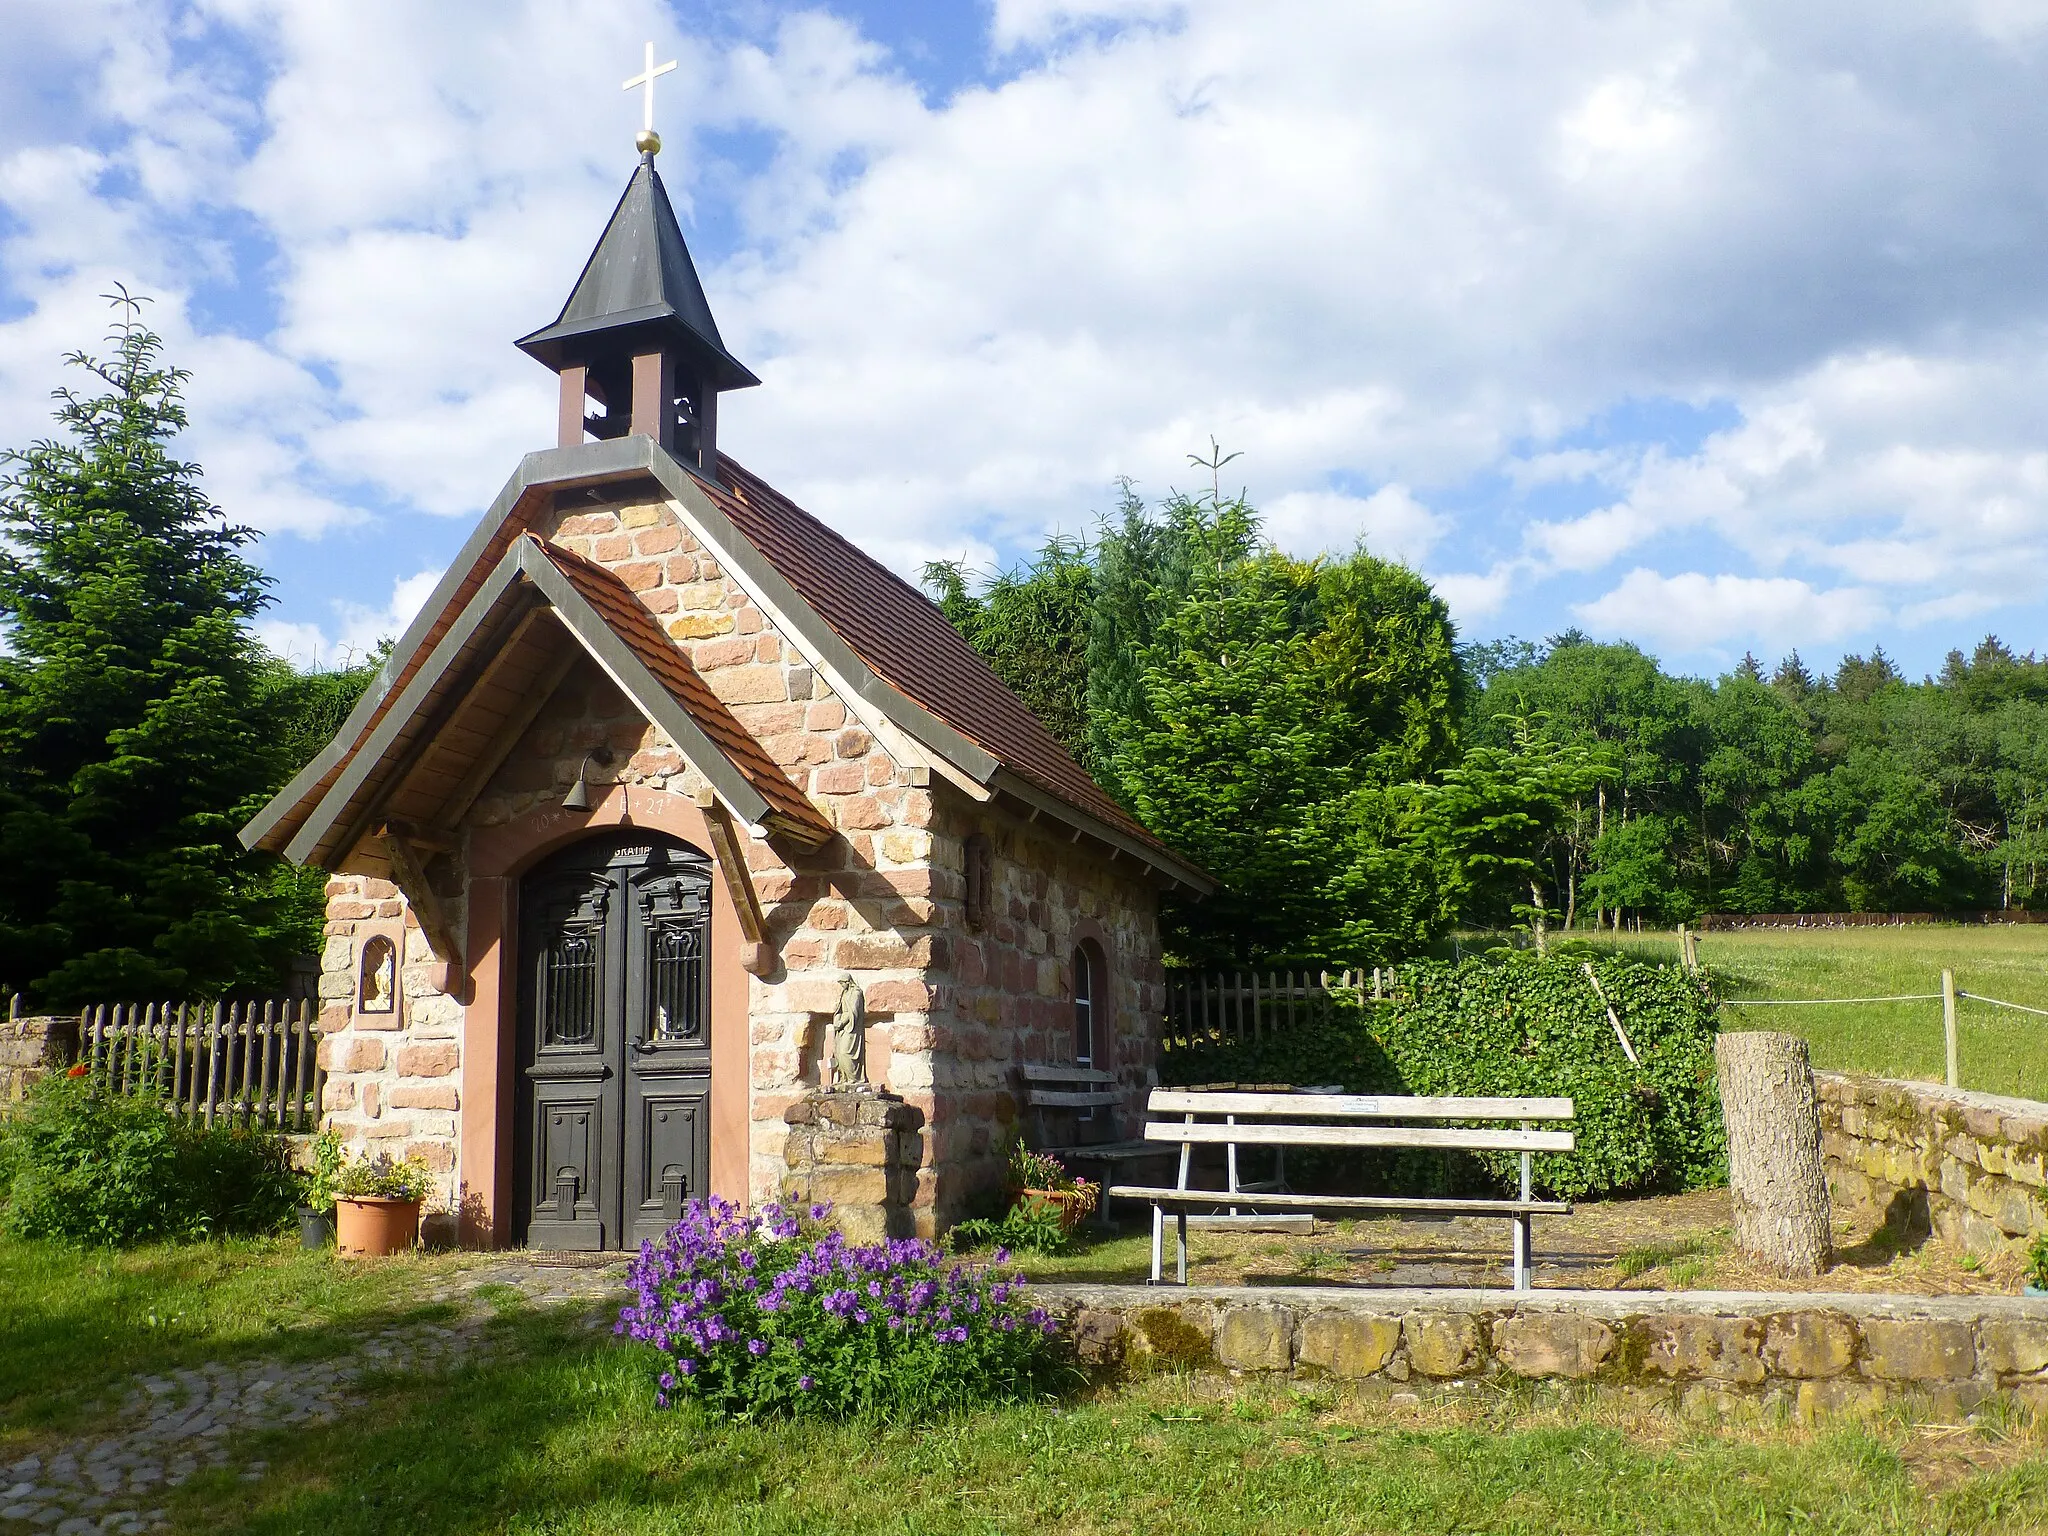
[1143,1121,1576,1153]
[1022,1063,1119,1086]
[1146,1090,1573,1120]
[1026,1089,1122,1109]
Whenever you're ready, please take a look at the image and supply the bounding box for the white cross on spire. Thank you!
[623,41,678,134]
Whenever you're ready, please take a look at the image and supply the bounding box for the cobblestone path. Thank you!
[0,1255,627,1535]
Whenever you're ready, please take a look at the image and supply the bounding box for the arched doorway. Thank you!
[514,833,713,1249]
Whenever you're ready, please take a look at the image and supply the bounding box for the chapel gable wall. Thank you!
[536,495,951,1226]
[311,491,1162,1242]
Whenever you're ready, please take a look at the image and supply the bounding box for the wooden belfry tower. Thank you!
[516,45,758,471]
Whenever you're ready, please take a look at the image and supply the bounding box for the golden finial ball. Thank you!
[635,128,662,155]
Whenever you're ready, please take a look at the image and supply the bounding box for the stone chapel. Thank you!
[241,133,1210,1249]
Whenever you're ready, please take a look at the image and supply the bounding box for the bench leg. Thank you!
[1513,1143,1534,1292]
[1176,1209,1188,1285]
[1150,1203,1164,1284]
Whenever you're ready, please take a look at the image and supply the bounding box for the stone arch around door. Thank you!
[462,788,751,1247]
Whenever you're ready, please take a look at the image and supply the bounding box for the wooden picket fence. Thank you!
[1160,968,1377,1052]
[67,998,324,1131]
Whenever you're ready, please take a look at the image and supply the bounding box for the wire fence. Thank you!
[1718,970,2044,1093]
[1723,994,1941,1005]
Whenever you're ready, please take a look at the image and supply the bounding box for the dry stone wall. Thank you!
[1050,1284,2048,1419]
[1816,1071,2048,1254]
[780,1088,925,1242]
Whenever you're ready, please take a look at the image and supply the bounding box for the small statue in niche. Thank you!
[828,972,869,1091]
[360,935,396,1015]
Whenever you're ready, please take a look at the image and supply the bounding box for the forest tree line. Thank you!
[928,481,2048,966]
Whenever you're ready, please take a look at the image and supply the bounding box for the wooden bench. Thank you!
[1107,1089,1577,1290]
[1018,1063,1172,1222]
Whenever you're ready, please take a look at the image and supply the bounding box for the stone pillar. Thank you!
[0,1015,79,1114]
[781,1088,925,1244]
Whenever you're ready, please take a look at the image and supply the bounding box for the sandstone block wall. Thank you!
[0,1014,77,1113]
[315,876,465,1208]
[542,497,948,1219]
[1050,1284,2048,1420]
[1816,1071,2048,1254]
[932,798,1164,1208]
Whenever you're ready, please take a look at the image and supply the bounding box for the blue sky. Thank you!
[3,1,2048,683]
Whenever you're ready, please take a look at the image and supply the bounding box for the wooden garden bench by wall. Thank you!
[1107,1089,1577,1290]
[1018,1063,1172,1221]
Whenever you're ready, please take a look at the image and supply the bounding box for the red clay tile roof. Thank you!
[708,457,1170,855]
[534,536,831,842]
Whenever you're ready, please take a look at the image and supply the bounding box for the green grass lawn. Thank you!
[0,1234,473,1434]
[1578,926,2048,1100]
[6,1237,2048,1534]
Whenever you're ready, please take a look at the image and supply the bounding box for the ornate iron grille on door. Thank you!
[540,924,602,1047]
[641,872,707,1043]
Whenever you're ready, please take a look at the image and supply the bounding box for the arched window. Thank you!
[1072,942,1098,1068]
[964,834,993,931]
[359,934,397,1015]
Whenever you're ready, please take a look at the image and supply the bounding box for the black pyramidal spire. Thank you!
[518,152,757,470]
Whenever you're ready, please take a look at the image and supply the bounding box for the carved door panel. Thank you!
[515,837,714,1250]
[623,858,712,1246]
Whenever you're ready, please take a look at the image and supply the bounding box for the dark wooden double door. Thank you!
[515,835,713,1250]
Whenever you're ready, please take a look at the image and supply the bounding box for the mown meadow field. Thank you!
[1581,925,2048,1100]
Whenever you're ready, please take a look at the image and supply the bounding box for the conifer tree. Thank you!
[0,295,297,1004]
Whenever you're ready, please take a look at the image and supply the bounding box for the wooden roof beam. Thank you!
[379,824,463,1000]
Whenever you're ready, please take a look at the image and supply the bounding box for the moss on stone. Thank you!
[1135,1307,1213,1369]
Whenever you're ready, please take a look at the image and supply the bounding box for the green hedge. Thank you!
[1158,952,1724,1200]
[0,1071,301,1245]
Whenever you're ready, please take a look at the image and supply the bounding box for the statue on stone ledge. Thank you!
[829,972,869,1091]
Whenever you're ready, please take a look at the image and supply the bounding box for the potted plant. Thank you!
[298,1131,343,1250]
[332,1150,433,1257]
[1005,1140,1099,1234]
[2026,1231,2048,1298]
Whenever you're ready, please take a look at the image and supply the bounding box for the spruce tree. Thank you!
[0,296,295,1004]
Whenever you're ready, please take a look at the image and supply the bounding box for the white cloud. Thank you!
[1574,569,1886,652]
[1512,346,2048,621]
[1433,565,1518,625]
[1525,503,1656,574]
[3,1,2048,665]
[1264,485,1446,568]
[255,567,442,666]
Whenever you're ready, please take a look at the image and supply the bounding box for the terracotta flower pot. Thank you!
[334,1196,421,1257]
[1020,1188,1093,1233]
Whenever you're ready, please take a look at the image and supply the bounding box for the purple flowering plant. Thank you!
[618,1197,1072,1420]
